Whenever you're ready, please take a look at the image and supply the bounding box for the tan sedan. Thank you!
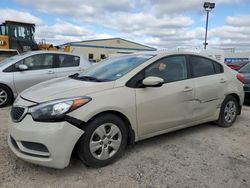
[8,51,244,168]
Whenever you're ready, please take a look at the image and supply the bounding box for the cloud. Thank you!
[102,12,193,35]
[226,15,250,27]
[13,1,196,47]
[148,0,244,16]
[0,8,43,25]
[4,1,250,51]
[16,0,133,18]
[37,19,91,37]
[143,27,206,48]
[0,8,113,45]
[35,19,114,45]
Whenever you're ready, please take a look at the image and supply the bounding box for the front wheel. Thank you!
[216,96,238,127]
[78,114,127,167]
[0,85,13,108]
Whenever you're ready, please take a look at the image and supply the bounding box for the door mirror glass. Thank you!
[18,64,28,71]
[142,76,164,87]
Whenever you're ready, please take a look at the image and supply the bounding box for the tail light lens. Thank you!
[236,73,245,84]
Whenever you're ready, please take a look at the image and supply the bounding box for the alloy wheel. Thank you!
[224,101,237,123]
[0,89,7,106]
[89,123,122,160]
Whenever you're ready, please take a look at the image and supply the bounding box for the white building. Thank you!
[62,38,156,62]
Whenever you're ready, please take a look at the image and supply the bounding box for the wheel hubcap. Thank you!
[89,123,122,160]
[0,89,7,105]
[224,101,236,123]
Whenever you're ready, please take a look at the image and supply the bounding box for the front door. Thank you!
[13,53,56,94]
[135,55,195,137]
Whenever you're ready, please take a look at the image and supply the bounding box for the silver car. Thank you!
[0,51,91,107]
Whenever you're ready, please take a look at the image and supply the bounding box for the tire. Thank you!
[216,95,238,127]
[78,114,127,167]
[0,85,13,108]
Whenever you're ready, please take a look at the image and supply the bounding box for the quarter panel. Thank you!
[68,86,138,140]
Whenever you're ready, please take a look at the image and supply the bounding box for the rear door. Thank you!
[54,54,82,78]
[188,55,226,120]
[13,53,56,93]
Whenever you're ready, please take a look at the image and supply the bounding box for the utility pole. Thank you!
[203,2,215,49]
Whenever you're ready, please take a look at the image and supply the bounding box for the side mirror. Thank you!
[142,76,164,87]
[18,64,28,71]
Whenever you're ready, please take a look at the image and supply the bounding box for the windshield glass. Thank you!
[0,53,28,67]
[73,54,154,81]
[239,63,250,73]
[0,55,19,67]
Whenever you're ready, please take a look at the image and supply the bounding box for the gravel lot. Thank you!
[0,106,250,188]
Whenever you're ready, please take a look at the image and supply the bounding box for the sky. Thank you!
[0,0,250,51]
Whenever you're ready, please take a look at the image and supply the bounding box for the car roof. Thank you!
[133,50,221,63]
[21,50,80,56]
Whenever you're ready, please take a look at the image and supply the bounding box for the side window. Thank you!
[213,62,223,74]
[58,55,80,68]
[145,56,188,83]
[190,56,215,77]
[15,54,53,71]
[12,25,31,40]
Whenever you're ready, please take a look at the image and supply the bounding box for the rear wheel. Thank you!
[78,114,127,167]
[0,85,13,108]
[217,96,238,127]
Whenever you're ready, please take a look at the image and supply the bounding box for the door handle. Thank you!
[183,86,193,92]
[220,78,227,83]
[47,70,55,74]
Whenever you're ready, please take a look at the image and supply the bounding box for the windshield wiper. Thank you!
[74,76,107,82]
[69,73,79,78]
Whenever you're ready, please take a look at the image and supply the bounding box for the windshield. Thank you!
[72,54,154,81]
[0,55,19,67]
[0,53,29,67]
[239,63,250,73]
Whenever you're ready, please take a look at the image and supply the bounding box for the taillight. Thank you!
[236,73,245,84]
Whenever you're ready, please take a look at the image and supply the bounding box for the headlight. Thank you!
[28,97,91,122]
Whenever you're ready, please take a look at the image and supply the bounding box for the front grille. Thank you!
[11,106,26,122]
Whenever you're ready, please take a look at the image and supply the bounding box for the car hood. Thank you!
[20,77,115,103]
